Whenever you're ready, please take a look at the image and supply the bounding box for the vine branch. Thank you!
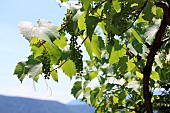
[142,2,170,112]
[118,0,148,36]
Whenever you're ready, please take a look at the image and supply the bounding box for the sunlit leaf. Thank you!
[53,33,67,49]
[45,42,62,64]
[112,0,121,13]
[89,71,98,80]
[126,59,136,71]
[131,28,143,44]
[151,71,160,81]
[78,12,86,31]
[50,68,58,82]
[91,35,102,60]
[61,60,77,78]
[18,19,60,45]
[109,45,126,65]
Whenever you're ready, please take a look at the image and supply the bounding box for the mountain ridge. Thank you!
[0,95,95,113]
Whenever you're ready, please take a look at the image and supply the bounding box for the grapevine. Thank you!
[42,50,51,79]
[70,35,83,74]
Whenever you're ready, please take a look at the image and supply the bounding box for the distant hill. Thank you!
[67,99,86,105]
[0,95,95,113]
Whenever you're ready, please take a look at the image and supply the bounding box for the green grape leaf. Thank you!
[80,35,93,59]
[26,55,41,65]
[98,22,107,35]
[86,16,100,40]
[90,87,100,106]
[136,71,143,79]
[112,0,121,13]
[53,33,67,49]
[113,94,119,104]
[78,12,86,31]
[33,75,39,82]
[155,7,163,18]
[142,1,154,21]
[45,42,62,64]
[118,56,128,74]
[131,28,143,44]
[91,35,102,60]
[50,68,58,82]
[31,45,44,58]
[127,58,136,71]
[14,62,26,82]
[71,81,82,99]
[109,45,126,65]
[89,71,98,80]
[151,71,160,81]
[30,36,39,45]
[81,0,91,14]
[61,60,76,78]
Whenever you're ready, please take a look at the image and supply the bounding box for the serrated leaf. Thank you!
[71,81,82,99]
[45,42,62,64]
[26,55,41,65]
[127,59,136,71]
[34,75,39,82]
[53,33,67,49]
[18,19,60,45]
[109,45,126,65]
[86,16,100,40]
[14,62,26,82]
[27,63,42,78]
[31,45,44,58]
[98,22,107,35]
[136,71,143,79]
[131,28,143,44]
[142,0,154,21]
[91,35,102,60]
[61,60,76,78]
[81,0,91,14]
[90,87,100,106]
[30,36,39,45]
[113,94,119,104]
[151,71,160,80]
[89,71,98,80]
[80,36,93,59]
[50,68,58,82]
[78,12,86,31]
[112,0,121,13]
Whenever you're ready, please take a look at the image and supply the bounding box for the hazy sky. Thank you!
[0,0,78,103]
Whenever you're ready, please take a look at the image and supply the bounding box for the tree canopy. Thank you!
[14,0,170,113]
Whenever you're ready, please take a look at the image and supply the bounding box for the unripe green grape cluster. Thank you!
[42,50,51,79]
[70,36,83,74]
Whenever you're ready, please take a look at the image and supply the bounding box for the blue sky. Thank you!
[0,0,78,103]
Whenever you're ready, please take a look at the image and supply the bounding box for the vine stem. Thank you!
[118,0,148,36]
[50,60,67,72]
[142,10,168,113]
